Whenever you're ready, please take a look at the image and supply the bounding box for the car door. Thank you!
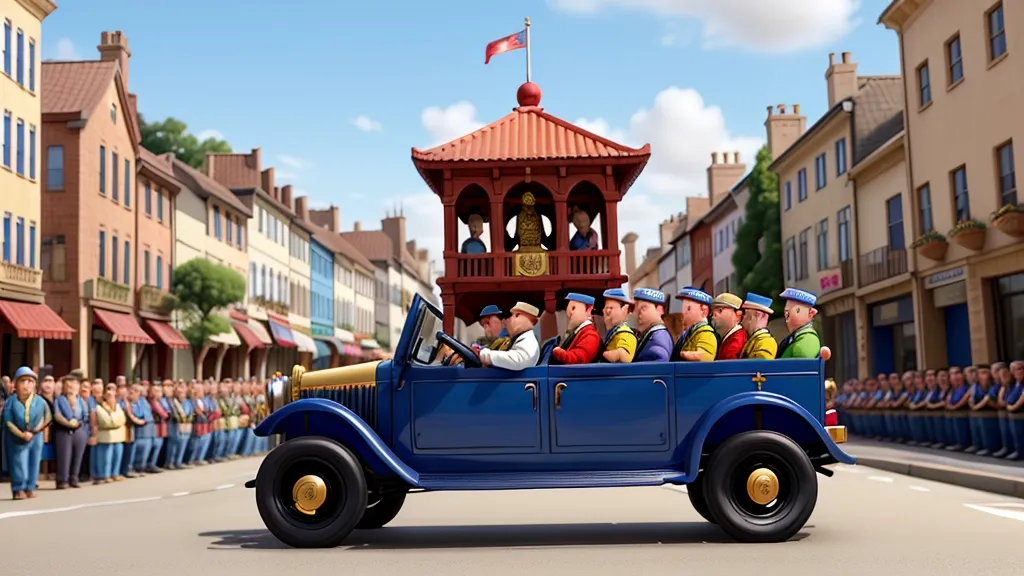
[547,362,673,453]
[406,364,547,454]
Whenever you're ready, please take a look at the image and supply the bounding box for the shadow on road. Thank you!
[199,523,811,550]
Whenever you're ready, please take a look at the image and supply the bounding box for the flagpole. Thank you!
[525,16,532,83]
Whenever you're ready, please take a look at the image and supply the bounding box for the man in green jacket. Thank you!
[776,288,822,359]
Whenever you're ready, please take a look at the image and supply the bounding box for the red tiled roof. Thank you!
[311,229,375,272]
[0,301,74,340]
[93,309,155,345]
[341,230,394,263]
[411,106,651,163]
[170,157,252,217]
[143,320,190,349]
[41,60,117,116]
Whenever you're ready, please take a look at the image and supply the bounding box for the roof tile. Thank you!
[852,76,905,165]
[41,60,117,116]
[170,157,253,217]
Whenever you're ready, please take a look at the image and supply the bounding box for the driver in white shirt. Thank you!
[479,302,541,371]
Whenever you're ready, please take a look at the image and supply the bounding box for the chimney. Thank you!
[281,185,293,210]
[295,196,309,221]
[98,31,131,88]
[309,206,340,232]
[659,218,680,249]
[353,221,362,232]
[686,195,711,221]
[127,93,139,139]
[826,51,858,108]
[246,148,261,172]
[261,168,275,195]
[381,214,407,259]
[707,150,747,205]
[406,240,417,256]
[764,104,808,161]
[621,232,639,276]
[417,248,428,262]
[205,154,216,178]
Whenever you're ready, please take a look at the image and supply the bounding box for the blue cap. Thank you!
[565,292,595,306]
[603,288,633,304]
[780,288,817,307]
[676,286,712,306]
[632,288,666,305]
[741,292,774,314]
[13,366,37,382]
[479,304,503,319]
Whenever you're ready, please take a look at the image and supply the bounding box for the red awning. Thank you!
[143,320,190,349]
[233,321,265,350]
[229,310,249,322]
[0,301,75,340]
[93,309,155,345]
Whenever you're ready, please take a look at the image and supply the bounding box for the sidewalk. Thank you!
[846,437,1024,498]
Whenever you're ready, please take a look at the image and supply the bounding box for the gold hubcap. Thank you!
[292,475,327,516]
[745,467,779,505]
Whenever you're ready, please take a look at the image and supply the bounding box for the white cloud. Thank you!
[549,0,860,53]
[421,102,484,146]
[53,38,80,60]
[196,129,224,141]
[351,115,383,132]
[278,154,311,170]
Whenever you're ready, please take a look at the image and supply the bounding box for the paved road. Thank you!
[2,458,1022,576]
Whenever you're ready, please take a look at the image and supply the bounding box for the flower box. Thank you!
[993,210,1024,238]
[916,239,948,261]
[949,220,987,251]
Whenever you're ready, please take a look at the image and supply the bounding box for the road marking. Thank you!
[965,503,1024,522]
[867,476,894,483]
[0,496,163,520]
[662,485,688,494]
[172,492,189,497]
[214,484,235,490]
[909,486,930,492]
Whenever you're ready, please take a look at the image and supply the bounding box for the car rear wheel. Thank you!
[685,474,716,524]
[703,431,817,543]
[356,492,407,529]
[255,437,368,548]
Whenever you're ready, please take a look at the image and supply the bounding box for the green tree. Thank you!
[733,144,784,314]
[171,259,246,349]
[139,115,232,169]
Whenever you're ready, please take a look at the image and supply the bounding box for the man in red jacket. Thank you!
[551,293,601,365]
[710,292,748,360]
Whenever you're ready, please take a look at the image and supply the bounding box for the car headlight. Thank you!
[267,376,291,414]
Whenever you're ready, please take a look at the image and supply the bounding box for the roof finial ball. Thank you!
[517,82,542,108]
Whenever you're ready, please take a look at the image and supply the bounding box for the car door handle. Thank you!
[555,382,567,409]
[524,383,537,411]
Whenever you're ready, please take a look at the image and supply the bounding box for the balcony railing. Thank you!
[138,285,178,315]
[0,262,41,289]
[84,277,131,306]
[838,258,854,290]
[858,246,908,287]
[446,250,620,281]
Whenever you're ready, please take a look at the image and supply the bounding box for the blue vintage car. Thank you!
[248,294,852,548]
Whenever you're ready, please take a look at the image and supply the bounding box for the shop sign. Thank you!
[818,267,844,294]
[924,267,965,289]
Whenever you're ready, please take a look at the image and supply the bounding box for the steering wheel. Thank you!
[436,331,482,368]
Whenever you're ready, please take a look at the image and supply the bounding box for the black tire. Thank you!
[255,437,368,548]
[356,492,407,529]
[703,430,817,543]
[686,474,716,524]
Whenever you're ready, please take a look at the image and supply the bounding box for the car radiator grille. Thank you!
[298,385,378,428]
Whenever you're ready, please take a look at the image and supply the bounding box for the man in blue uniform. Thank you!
[632,288,672,362]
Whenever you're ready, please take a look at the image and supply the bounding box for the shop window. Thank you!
[995,273,1024,362]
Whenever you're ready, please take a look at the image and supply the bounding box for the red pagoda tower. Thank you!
[411,82,651,339]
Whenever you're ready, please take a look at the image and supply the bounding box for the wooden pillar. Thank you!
[111,342,123,381]
[541,291,558,341]
[214,344,229,380]
[490,200,505,278]
[442,291,456,338]
[605,200,621,277]
[554,200,569,251]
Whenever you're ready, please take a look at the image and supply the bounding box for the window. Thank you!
[28,39,34,92]
[250,262,257,297]
[236,221,242,247]
[15,217,23,266]
[917,62,931,107]
[14,119,23,175]
[798,228,810,280]
[40,236,67,282]
[112,151,119,201]
[156,255,163,289]
[99,231,106,278]
[144,250,151,285]
[226,216,233,245]
[111,236,119,281]
[946,34,963,85]
[14,28,22,86]
[124,158,131,207]
[214,206,222,239]
[28,125,35,180]
[997,141,1016,207]
[123,241,130,284]
[261,265,267,297]
[28,223,35,268]
[838,206,851,262]
[815,153,827,190]
[835,138,847,176]
[2,20,10,75]
[816,219,829,271]
[785,237,796,282]
[144,183,152,215]
[784,181,792,211]
[110,104,117,124]
[917,184,934,233]
[0,214,8,263]
[951,165,971,222]
[156,191,164,222]
[99,146,106,194]
[797,169,807,201]
[2,112,10,168]
[988,2,1007,61]
[886,194,905,250]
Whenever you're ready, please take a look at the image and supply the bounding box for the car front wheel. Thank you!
[686,474,716,524]
[255,437,368,548]
[357,492,407,529]
[703,430,817,543]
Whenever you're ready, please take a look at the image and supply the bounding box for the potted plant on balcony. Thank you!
[991,204,1024,238]
[948,219,987,251]
[910,231,948,261]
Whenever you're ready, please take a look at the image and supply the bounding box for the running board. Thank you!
[415,469,681,491]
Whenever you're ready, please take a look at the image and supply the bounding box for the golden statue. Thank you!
[515,192,543,252]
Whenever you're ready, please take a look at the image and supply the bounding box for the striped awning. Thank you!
[93,309,155,345]
[292,330,318,356]
[143,320,190,349]
[0,300,74,340]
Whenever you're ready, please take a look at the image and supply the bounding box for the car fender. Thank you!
[681,391,856,480]
[256,399,419,486]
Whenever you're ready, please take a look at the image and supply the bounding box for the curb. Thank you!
[856,456,1024,499]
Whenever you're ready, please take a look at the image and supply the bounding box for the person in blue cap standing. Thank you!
[599,288,638,363]
[2,367,51,499]
[777,288,822,358]
[631,288,673,362]
[671,287,718,362]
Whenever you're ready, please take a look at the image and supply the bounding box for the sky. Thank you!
[42,0,900,271]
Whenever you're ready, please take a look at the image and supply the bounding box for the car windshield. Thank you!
[412,303,443,365]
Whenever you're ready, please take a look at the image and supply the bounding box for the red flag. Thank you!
[485,30,527,64]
